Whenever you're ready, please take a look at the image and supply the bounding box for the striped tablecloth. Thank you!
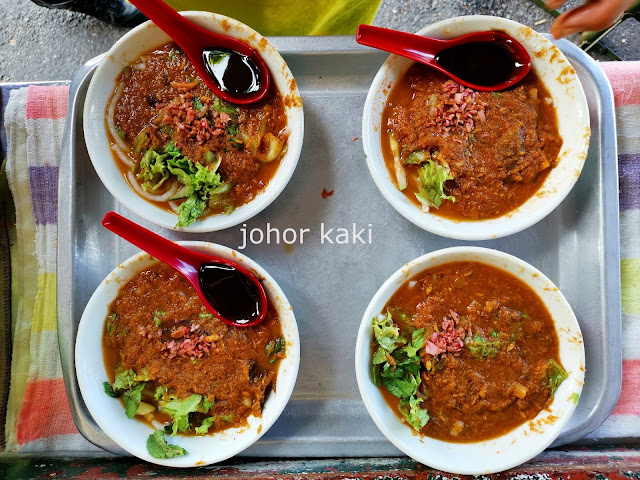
[1,62,639,453]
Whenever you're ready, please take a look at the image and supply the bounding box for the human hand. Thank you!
[547,0,636,38]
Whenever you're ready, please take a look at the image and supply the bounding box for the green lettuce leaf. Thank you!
[372,312,402,353]
[160,394,203,436]
[414,160,455,210]
[548,359,568,394]
[398,395,429,432]
[154,385,167,401]
[123,382,146,419]
[146,430,187,459]
[112,369,137,392]
[195,417,214,435]
[202,396,214,413]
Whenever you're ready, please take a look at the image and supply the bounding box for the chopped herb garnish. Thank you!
[153,310,166,327]
[265,335,286,363]
[123,382,146,419]
[147,430,186,459]
[491,331,498,338]
[154,385,167,401]
[115,125,126,138]
[466,334,501,358]
[202,396,214,413]
[199,313,212,319]
[227,122,239,137]
[548,359,568,395]
[195,417,214,435]
[570,393,580,405]
[405,150,429,165]
[211,97,238,118]
[160,394,202,436]
[221,414,233,422]
[103,382,119,398]
[192,97,204,111]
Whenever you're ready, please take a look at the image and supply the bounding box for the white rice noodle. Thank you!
[110,144,135,168]
[126,171,179,202]
[168,200,181,212]
[107,83,129,152]
[132,62,146,71]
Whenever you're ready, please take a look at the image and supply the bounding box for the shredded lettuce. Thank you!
[570,393,580,405]
[202,396,214,413]
[405,150,429,165]
[146,430,187,459]
[137,143,228,227]
[371,312,429,432]
[399,395,430,431]
[154,385,167,401]
[265,335,286,364]
[195,417,214,435]
[548,359,568,395]
[112,369,137,392]
[414,160,455,210]
[160,394,203,436]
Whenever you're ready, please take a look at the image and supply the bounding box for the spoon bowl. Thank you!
[129,0,270,104]
[356,25,531,91]
[102,211,268,327]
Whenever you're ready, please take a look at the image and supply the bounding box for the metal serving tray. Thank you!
[58,36,621,456]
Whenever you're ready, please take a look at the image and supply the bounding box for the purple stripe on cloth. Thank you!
[28,165,58,225]
[620,154,640,211]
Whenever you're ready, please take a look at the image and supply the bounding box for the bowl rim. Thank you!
[354,246,585,474]
[83,11,304,232]
[75,240,300,467]
[361,15,590,240]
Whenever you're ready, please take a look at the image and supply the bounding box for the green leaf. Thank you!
[405,150,429,165]
[103,382,119,398]
[403,328,425,358]
[414,160,455,210]
[221,414,233,422]
[154,385,167,401]
[227,122,239,137]
[153,310,165,327]
[202,396,214,413]
[372,347,388,365]
[570,393,580,405]
[381,374,418,402]
[195,417,214,435]
[160,394,202,436]
[123,382,146,419]
[113,369,137,392]
[548,359,568,395]
[372,312,405,353]
[146,430,187,459]
[372,363,382,387]
[192,97,204,111]
[211,97,238,118]
[398,395,429,432]
[199,313,213,319]
[266,335,286,363]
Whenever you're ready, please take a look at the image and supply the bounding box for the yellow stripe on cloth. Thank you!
[32,272,57,333]
[622,258,640,314]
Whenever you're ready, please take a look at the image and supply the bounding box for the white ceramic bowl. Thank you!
[84,12,304,232]
[355,246,585,474]
[75,241,300,467]
[362,16,590,240]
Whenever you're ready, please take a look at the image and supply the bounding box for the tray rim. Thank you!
[56,35,622,456]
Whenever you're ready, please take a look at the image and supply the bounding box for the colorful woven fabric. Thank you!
[1,62,640,452]
[4,85,98,452]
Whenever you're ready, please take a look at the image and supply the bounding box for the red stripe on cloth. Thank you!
[601,61,640,107]
[25,85,69,119]
[17,378,78,445]
[612,359,640,415]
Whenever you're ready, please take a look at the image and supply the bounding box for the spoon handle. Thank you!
[101,211,205,280]
[356,24,447,65]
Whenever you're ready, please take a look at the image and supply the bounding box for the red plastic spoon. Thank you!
[102,211,268,328]
[128,0,270,104]
[356,25,531,91]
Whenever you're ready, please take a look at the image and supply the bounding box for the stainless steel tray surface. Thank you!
[58,36,621,457]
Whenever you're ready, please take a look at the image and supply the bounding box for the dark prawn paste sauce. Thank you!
[108,43,288,224]
[373,261,565,442]
[382,65,563,220]
[103,262,285,435]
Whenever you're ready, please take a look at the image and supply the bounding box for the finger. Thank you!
[550,0,632,38]
[546,0,569,9]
